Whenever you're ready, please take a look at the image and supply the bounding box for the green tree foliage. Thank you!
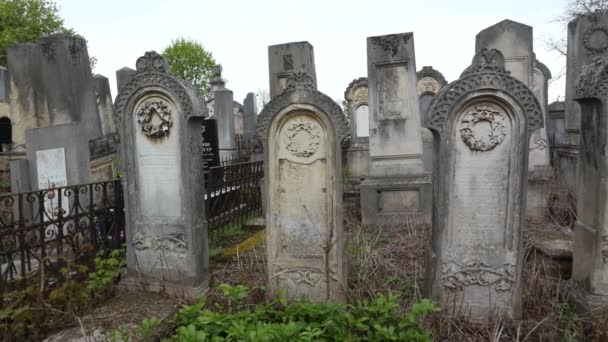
[162,38,217,97]
[0,0,74,66]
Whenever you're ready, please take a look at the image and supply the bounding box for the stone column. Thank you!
[243,92,258,145]
[424,49,543,321]
[416,66,448,173]
[477,19,552,220]
[268,41,317,99]
[256,71,349,302]
[116,67,136,93]
[359,32,431,226]
[214,86,237,161]
[566,54,608,315]
[114,52,209,297]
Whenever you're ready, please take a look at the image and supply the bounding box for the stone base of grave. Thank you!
[526,166,553,220]
[359,173,431,227]
[564,280,608,317]
[118,274,209,300]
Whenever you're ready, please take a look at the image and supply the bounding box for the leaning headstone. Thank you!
[359,32,431,226]
[565,54,608,315]
[256,71,349,302]
[343,77,369,192]
[417,66,447,173]
[113,51,209,297]
[424,49,543,321]
[268,41,317,99]
[477,19,552,219]
[243,92,258,145]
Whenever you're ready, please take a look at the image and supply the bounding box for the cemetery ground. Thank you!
[4,199,607,341]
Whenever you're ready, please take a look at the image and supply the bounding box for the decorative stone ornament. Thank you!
[285,71,315,90]
[256,70,349,302]
[136,100,173,137]
[114,51,209,298]
[424,48,542,321]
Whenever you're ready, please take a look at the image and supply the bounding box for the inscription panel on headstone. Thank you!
[376,63,411,119]
[449,103,512,249]
[379,190,419,212]
[202,119,220,181]
[36,147,69,214]
[134,99,182,219]
[505,57,528,84]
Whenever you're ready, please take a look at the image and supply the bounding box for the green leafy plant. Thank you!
[161,38,217,97]
[167,283,438,341]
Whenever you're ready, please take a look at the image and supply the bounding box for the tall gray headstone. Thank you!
[343,78,369,191]
[424,49,543,321]
[566,54,608,315]
[548,101,566,164]
[116,67,136,93]
[268,41,317,99]
[416,66,447,173]
[93,75,116,135]
[0,66,7,101]
[114,51,209,297]
[6,34,102,146]
[477,19,552,219]
[359,33,431,226]
[256,71,348,302]
[243,92,258,145]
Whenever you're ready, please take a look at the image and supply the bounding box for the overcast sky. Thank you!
[56,0,569,105]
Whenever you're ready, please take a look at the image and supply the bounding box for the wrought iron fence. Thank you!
[205,160,263,239]
[0,179,125,294]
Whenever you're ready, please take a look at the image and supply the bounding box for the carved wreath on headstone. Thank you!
[584,26,608,55]
[459,105,507,152]
[137,100,173,137]
[285,121,321,158]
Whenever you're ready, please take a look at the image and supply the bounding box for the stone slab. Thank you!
[268,41,317,98]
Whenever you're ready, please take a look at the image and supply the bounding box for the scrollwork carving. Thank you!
[272,264,337,286]
[575,54,608,100]
[132,232,187,254]
[441,260,516,292]
[284,121,321,158]
[459,104,507,152]
[285,71,315,90]
[370,33,412,58]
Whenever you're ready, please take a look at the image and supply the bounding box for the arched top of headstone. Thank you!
[417,67,447,96]
[343,77,368,110]
[256,71,350,145]
[113,51,206,123]
[425,48,543,135]
[575,54,608,100]
[534,59,552,80]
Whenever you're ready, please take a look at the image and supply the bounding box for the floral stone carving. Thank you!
[460,104,507,152]
[137,100,173,137]
[273,264,338,286]
[132,232,187,254]
[441,260,516,292]
[584,26,608,55]
[284,121,321,158]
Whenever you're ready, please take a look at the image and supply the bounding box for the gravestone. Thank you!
[0,66,7,101]
[243,92,258,145]
[548,101,566,165]
[268,41,317,99]
[343,77,369,191]
[202,119,220,182]
[359,32,431,226]
[256,71,349,302]
[565,54,608,315]
[114,51,209,297]
[209,66,237,161]
[116,67,136,93]
[417,66,447,173]
[477,19,552,219]
[424,49,543,321]
[93,75,116,135]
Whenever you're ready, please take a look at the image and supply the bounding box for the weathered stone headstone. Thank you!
[202,119,220,182]
[477,19,552,219]
[116,67,136,93]
[6,34,102,146]
[359,33,431,226]
[0,66,7,101]
[548,101,566,164]
[343,78,369,190]
[417,66,447,173]
[243,92,258,145]
[114,51,209,296]
[93,75,116,136]
[424,49,543,321]
[214,86,236,161]
[268,42,317,99]
[565,54,608,315]
[256,71,349,302]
